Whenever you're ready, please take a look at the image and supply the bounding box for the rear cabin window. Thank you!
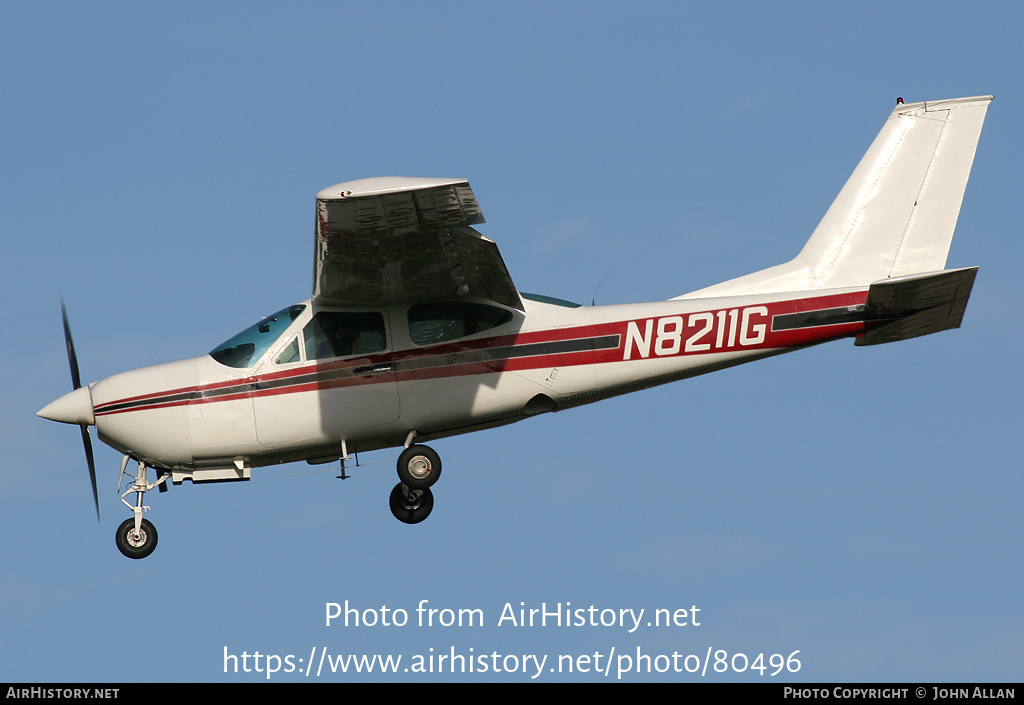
[408,302,513,346]
[304,311,386,360]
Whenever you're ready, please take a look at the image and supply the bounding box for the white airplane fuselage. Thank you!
[87,285,869,481]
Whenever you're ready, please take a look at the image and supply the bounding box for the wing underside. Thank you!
[313,178,522,310]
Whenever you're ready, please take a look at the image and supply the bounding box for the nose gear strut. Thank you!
[116,458,169,559]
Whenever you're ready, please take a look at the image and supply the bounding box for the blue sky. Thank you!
[2,1,1021,682]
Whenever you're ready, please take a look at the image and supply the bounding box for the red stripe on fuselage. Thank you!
[94,291,868,416]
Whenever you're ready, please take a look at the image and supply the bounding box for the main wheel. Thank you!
[115,517,158,559]
[396,444,442,489]
[389,483,434,524]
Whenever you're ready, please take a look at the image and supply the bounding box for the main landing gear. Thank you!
[389,443,442,525]
[116,458,168,559]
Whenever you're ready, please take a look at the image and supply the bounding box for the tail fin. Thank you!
[679,95,992,298]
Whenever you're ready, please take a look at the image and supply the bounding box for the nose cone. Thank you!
[38,385,95,425]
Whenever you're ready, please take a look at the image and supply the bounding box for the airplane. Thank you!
[39,95,992,559]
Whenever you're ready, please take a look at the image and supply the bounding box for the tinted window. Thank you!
[210,305,306,368]
[408,302,513,346]
[304,311,386,360]
[274,337,301,365]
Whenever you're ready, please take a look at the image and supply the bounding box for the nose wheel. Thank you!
[115,458,168,559]
[116,517,158,559]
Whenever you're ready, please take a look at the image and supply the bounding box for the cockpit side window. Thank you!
[303,311,386,360]
[408,302,513,346]
[210,305,306,368]
[274,336,302,365]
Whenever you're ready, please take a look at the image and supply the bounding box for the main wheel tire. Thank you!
[396,444,442,489]
[389,483,434,524]
[115,517,158,559]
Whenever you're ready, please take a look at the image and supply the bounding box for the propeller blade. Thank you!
[80,423,100,521]
[61,297,82,391]
[60,298,99,521]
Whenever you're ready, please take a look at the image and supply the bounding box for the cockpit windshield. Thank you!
[209,305,306,368]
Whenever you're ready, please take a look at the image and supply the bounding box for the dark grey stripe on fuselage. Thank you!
[96,333,622,414]
[96,390,198,415]
[406,334,621,371]
[771,305,865,332]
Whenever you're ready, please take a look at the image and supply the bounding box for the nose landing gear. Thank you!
[116,458,168,559]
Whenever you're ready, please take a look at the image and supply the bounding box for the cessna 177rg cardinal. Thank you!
[39,95,991,558]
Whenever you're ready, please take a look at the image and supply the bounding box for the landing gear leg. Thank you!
[116,460,168,559]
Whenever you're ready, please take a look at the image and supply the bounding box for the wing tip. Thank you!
[316,177,468,201]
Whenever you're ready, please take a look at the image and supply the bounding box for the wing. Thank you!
[313,177,522,310]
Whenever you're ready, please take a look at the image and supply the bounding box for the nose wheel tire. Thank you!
[389,483,434,524]
[396,444,442,489]
[115,517,158,559]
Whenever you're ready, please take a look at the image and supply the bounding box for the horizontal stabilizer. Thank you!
[856,267,977,346]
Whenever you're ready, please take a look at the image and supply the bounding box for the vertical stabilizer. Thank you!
[679,95,992,299]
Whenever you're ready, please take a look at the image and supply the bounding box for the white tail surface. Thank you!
[679,95,992,299]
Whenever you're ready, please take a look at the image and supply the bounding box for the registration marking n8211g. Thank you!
[623,306,768,359]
